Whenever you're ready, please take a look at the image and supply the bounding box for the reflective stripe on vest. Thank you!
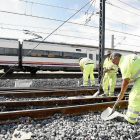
[132,69,140,79]
[128,107,139,114]
[130,69,140,82]
[104,89,108,91]
[126,114,137,121]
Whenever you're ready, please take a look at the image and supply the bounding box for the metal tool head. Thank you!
[101,99,119,121]
[101,107,119,120]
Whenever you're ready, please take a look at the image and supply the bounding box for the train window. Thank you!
[76,49,81,52]
[31,53,36,57]
[73,53,78,59]
[44,51,49,56]
[0,48,4,54]
[96,54,99,60]
[73,53,87,59]
[5,48,13,55]
[21,49,86,59]
[89,54,93,60]
[78,53,86,58]
[31,50,43,57]
[63,52,73,59]
[84,53,87,57]
[13,48,18,55]
[48,51,62,58]
[23,49,31,56]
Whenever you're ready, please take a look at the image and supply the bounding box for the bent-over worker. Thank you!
[110,53,140,124]
[79,57,95,86]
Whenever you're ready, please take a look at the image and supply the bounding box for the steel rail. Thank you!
[0,96,118,110]
[0,87,131,98]
[0,73,122,79]
[0,100,128,122]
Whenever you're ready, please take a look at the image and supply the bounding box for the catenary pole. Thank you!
[111,35,114,49]
[98,0,105,83]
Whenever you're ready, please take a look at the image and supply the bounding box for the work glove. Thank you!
[103,68,108,73]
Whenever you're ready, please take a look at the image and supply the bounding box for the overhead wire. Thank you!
[20,0,140,30]
[118,0,140,12]
[0,10,98,29]
[85,0,96,25]
[18,0,93,15]
[1,0,140,48]
[21,0,140,29]
[114,37,126,47]
[1,9,140,38]
[14,0,140,30]
[1,26,140,49]
[3,0,140,33]
[0,0,95,78]
[106,17,140,30]
[0,22,101,36]
[106,1,140,17]
[2,22,140,43]
[0,26,100,42]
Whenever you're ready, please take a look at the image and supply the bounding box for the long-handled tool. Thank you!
[93,72,105,97]
[100,71,140,121]
[101,99,119,120]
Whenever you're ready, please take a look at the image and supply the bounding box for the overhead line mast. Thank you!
[98,0,105,83]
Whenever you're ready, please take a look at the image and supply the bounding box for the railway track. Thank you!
[0,86,130,124]
[0,73,121,79]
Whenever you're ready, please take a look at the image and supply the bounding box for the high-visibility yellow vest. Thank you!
[119,54,140,79]
[103,58,118,73]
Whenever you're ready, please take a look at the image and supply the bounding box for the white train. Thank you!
[0,37,138,74]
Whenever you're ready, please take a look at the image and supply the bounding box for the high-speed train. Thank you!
[0,37,138,74]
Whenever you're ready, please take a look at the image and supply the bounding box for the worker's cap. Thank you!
[133,51,137,55]
[105,50,112,55]
[78,57,83,62]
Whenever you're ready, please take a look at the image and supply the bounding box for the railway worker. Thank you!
[102,50,118,96]
[110,53,140,124]
[78,57,95,86]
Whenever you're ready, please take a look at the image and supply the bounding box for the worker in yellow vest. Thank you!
[110,53,140,124]
[79,57,95,86]
[102,50,118,96]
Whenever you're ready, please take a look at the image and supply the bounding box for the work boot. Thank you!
[80,85,87,87]
[115,116,126,122]
[100,94,108,97]
[109,94,114,96]
[115,117,135,125]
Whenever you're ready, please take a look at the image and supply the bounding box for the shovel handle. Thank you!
[100,72,105,86]
[112,99,119,112]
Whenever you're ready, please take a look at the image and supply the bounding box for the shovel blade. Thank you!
[93,90,99,97]
[101,107,119,121]
[101,107,112,120]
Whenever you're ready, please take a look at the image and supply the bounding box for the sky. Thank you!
[0,0,140,52]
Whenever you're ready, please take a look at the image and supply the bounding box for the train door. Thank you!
[87,50,96,69]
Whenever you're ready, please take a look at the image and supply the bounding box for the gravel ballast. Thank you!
[0,112,140,140]
[0,77,126,88]
[0,78,137,140]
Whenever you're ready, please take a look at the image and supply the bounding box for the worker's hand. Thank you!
[80,67,83,72]
[118,93,124,101]
[110,68,114,70]
[103,69,108,73]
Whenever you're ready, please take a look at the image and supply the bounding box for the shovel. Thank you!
[100,77,140,120]
[93,72,105,97]
[101,99,119,121]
